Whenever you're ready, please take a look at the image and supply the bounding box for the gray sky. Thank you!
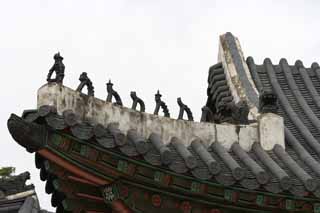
[1,0,320,210]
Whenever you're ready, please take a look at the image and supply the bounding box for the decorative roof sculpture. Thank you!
[7,33,320,212]
[47,53,65,84]
[0,171,52,213]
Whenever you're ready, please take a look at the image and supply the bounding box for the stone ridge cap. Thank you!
[37,83,260,149]
[38,83,183,122]
[38,83,258,128]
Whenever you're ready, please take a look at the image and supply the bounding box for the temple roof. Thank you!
[245,57,320,193]
[7,32,320,212]
[0,172,52,213]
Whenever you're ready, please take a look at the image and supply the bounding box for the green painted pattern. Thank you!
[314,203,320,213]
[47,145,285,213]
[224,189,233,201]
[256,195,264,206]
[51,133,62,146]
[80,145,88,156]
[190,182,201,193]
[45,130,320,212]
[154,171,164,182]
[117,160,129,173]
[57,131,320,202]
[286,199,295,210]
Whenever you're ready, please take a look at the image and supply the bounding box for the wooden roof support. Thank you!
[38,149,108,185]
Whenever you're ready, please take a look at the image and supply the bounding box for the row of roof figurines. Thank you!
[46,53,276,124]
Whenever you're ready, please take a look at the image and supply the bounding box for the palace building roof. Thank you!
[0,172,52,213]
[7,32,320,213]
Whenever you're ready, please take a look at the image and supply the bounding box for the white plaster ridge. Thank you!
[217,32,285,150]
[218,33,259,120]
[37,83,260,151]
[6,189,35,200]
[218,39,241,104]
[38,32,286,152]
[258,113,285,151]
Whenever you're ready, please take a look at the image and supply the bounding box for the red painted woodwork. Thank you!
[38,149,108,185]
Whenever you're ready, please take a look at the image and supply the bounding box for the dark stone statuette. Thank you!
[216,100,233,123]
[200,106,214,122]
[106,80,123,106]
[232,100,250,124]
[76,72,95,96]
[130,91,145,112]
[7,114,46,152]
[0,172,32,196]
[153,90,170,118]
[177,97,193,121]
[259,90,278,114]
[47,52,65,84]
[216,100,249,124]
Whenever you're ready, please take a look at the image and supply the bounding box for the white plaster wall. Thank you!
[37,83,260,150]
[239,124,258,151]
[258,113,285,150]
[216,124,238,150]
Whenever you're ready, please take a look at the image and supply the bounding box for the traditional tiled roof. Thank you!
[204,33,320,200]
[4,99,319,212]
[205,61,320,197]
[7,32,320,212]
[0,172,52,213]
[22,107,254,184]
[245,57,320,195]
[18,100,320,197]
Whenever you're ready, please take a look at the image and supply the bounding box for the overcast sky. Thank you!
[1,0,320,211]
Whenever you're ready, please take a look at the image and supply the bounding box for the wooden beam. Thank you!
[38,149,108,185]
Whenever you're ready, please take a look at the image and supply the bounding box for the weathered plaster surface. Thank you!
[38,83,261,150]
[218,33,259,120]
[258,113,285,150]
[38,33,286,152]
[218,38,241,104]
[217,33,285,150]
[239,124,258,151]
[216,124,238,150]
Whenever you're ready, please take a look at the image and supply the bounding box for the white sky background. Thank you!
[1,0,320,211]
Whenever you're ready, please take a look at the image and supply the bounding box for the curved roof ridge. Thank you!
[263,58,320,155]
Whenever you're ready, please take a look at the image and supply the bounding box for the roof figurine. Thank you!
[0,171,52,213]
[258,90,278,113]
[47,52,65,84]
[8,33,320,212]
[106,80,123,106]
[177,97,193,121]
[153,90,170,117]
[130,91,145,112]
[76,72,94,96]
